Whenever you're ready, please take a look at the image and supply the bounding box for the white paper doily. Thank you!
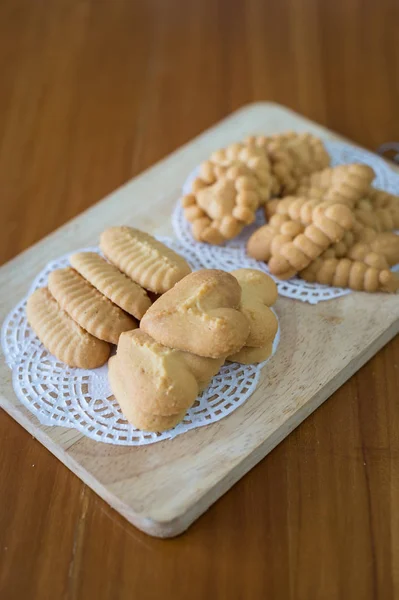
[1,238,280,446]
[173,140,399,304]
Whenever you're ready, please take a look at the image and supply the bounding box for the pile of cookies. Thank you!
[182,132,330,244]
[26,226,192,370]
[26,226,279,432]
[247,164,399,292]
[109,268,278,431]
[181,131,399,293]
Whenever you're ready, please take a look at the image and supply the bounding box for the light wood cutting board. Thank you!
[1,102,398,538]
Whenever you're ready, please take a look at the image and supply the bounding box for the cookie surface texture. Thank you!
[48,267,137,344]
[70,252,152,319]
[100,226,191,293]
[26,287,110,369]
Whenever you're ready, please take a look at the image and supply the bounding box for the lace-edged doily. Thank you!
[172,141,399,304]
[1,239,280,446]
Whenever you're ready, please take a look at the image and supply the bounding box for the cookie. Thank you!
[48,267,137,344]
[109,357,187,432]
[108,330,224,432]
[354,204,399,232]
[231,269,278,347]
[247,215,304,262]
[70,252,152,319]
[300,257,399,293]
[368,232,399,266]
[205,144,274,202]
[268,204,354,279]
[140,269,250,358]
[297,164,375,206]
[266,133,331,195]
[26,287,110,369]
[100,226,191,293]
[347,242,389,270]
[182,169,263,245]
[227,343,274,364]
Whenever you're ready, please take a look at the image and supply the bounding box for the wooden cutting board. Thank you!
[1,102,398,538]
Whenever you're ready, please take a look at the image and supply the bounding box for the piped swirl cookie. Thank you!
[268,204,354,279]
[227,269,278,364]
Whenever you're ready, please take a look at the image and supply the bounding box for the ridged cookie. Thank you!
[48,267,137,344]
[70,252,151,319]
[26,287,110,369]
[140,269,250,358]
[100,226,191,293]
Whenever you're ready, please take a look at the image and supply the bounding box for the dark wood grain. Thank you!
[1,0,399,598]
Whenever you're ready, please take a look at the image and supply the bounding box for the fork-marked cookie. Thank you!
[48,267,137,344]
[70,252,152,319]
[100,226,191,293]
[26,287,110,368]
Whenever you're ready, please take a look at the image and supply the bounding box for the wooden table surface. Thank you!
[1,1,399,598]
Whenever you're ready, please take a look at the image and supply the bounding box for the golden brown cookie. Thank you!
[140,269,250,358]
[268,204,354,279]
[300,257,399,292]
[205,144,274,203]
[319,230,356,259]
[246,215,304,262]
[266,133,331,195]
[368,232,399,266]
[346,242,389,270]
[70,252,152,319]
[100,226,191,293]
[109,357,186,432]
[182,168,263,245]
[227,343,274,364]
[231,269,278,348]
[271,196,321,225]
[108,330,224,432]
[297,164,375,207]
[354,203,399,232]
[48,267,137,344]
[26,287,110,369]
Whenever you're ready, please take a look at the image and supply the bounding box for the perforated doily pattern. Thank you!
[172,141,399,304]
[1,238,279,445]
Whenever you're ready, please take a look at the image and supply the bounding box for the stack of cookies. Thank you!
[26,225,279,432]
[26,227,191,369]
[247,164,399,293]
[181,132,330,244]
[109,268,279,432]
